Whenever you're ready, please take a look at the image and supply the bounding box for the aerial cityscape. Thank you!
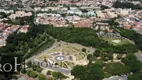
[0,0,142,80]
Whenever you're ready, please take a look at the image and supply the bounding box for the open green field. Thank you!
[103,38,130,45]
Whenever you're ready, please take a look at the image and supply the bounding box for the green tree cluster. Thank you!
[104,63,131,75]
[71,63,104,80]
[37,74,47,80]
[45,26,137,54]
[118,28,142,50]
[128,72,142,80]
[121,54,142,73]
[52,72,68,80]
[113,1,142,9]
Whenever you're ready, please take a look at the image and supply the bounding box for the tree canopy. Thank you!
[121,54,142,73]
[113,1,142,9]
[128,72,142,80]
[104,63,131,75]
[71,63,104,80]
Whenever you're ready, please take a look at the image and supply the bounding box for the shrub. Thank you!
[47,70,52,75]
[27,70,32,76]
[117,54,123,59]
[52,72,68,79]
[108,54,113,60]
[20,68,26,74]
[93,49,101,57]
[37,74,47,80]
[36,66,43,72]
[30,71,37,78]
[82,48,86,52]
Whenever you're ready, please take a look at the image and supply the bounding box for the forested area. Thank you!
[0,24,54,58]
[128,72,142,80]
[0,23,140,57]
[128,0,142,1]
[113,1,142,9]
[117,27,142,50]
[71,62,104,80]
[45,26,137,54]
[104,63,131,75]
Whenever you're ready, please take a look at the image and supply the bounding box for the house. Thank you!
[107,11,118,18]
[87,11,96,16]
[74,19,94,28]
[96,10,105,18]
[18,25,29,33]
[67,7,83,16]
[8,11,32,20]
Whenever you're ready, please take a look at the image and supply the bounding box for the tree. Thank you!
[87,63,104,80]
[87,54,92,60]
[20,67,26,74]
[71,63,104,80]
[71,65,86,80]
[37,74,47,80]
[101,5,110,10]
[128,72,142,80]
[87,54,97,63]
[82,48,86,52]
[121,54,142,73]
[52,72,67,80]
[117,54,123,59]
[27,70,32,77]
[118,27,142,50]
[36,66,43,72]
[104,72,112,78]
[93,49,100,57]
[26,61,32,67]
[47,70,52,75]
[30,71,37,78]
[104,63,131,75]
[107,54,113,60]
[113,1,142,9]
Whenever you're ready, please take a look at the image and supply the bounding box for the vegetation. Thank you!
[104,72,112,78]
[121,54,142,73]
[46,70,52,75]
[52,72,68,80]
[118,27,142,50]
[71,63,104,80]
[20,68,26,74]
[0,24,54,59]
[113,1,142,9]
[26,61,32,68]
[27,70,32,77]
[101,5,110,10]
[87,54,96,62]
[93,49,101,57]
[26,61,43,72]
[46,26,103,47]
[104,63,131,75]
[37,74,47,80]
[128,72,142,80]
[30,71,37,78]
[32,65,43,72]
[117,54,123,59]
[45,26,137,54]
